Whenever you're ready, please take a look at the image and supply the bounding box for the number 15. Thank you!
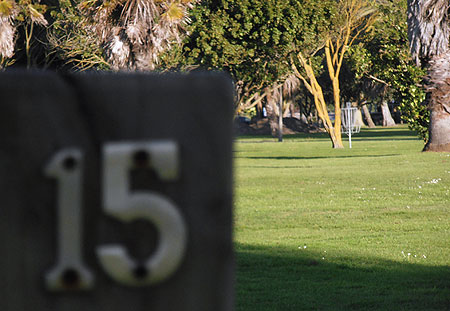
[45,141,188,291]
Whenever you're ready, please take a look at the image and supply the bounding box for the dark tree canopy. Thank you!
[183,0,335,92]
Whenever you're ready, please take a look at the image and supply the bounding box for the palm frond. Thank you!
[0,17,15,58]
[80,0,199,70]
[0,0,17,59]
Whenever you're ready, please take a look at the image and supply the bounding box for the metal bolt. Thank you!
[133,265,149,279]
[133,150,150,167]
[61,268,80,287]
[63,156,77,171]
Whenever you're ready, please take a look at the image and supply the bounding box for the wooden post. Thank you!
[0,70,234,311]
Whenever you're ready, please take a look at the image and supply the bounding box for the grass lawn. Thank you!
[234,126,450,310]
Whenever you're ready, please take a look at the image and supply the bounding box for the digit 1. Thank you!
[44,148,94,291]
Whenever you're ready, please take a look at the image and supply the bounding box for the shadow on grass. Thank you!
[236,127,422,142]
[356,127,420,139]
[235,243,450,311]
[241,165,315,169]
[236,154,400,161]
[352,137,421,141]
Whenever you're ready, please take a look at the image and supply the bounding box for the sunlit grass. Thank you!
[234,126,450,310]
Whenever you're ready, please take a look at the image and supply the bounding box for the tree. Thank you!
[408,0,450,151]
[344,0,428,138]
[184,0,298,107]
[0,0,48,68]
[183,0,339,139]
[0,0,17,67]
[184,0,335,107]
[0,0,195,71]
[292,0,377,148]
[46,0,197,71]
[48,0,110,70]
[67,0,197,70]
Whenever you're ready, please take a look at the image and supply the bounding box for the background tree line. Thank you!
[0,0,447,150]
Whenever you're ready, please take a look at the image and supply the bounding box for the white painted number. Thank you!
[44,141,187,290]
[97,142,187,286]
[44,149,94,290]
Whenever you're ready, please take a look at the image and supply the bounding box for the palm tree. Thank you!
[0,0,48,68]
[408,0,450,151]
[81,0,197,70]
[0,0,17,64]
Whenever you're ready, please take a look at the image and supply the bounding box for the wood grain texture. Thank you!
[0,70,234,311]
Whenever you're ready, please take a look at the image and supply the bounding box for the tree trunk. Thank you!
[381,101,396,126]
[354,107,364,127]
[278,99,283,142]
[294,51,344,148]
[423,52,450,152]
[301,113,308,124]
[282,102,294,118]
[265,88,278,137]
[330,130,344,148]
[407,0,450,151]
[331,79,344,148]
[362,104,376,128]
[256,99,263,119]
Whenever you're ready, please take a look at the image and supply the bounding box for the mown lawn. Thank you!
[234,126,450,310]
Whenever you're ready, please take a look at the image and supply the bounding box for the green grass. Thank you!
[234,126,450,310]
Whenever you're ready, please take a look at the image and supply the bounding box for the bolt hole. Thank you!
[61,268,80,287]
[133,265,149,279]
[133,150,150,167]
[63,157,77,171]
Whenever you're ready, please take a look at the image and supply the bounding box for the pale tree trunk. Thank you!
[266,85,284,141]
[283,102,294,117]
[301,113,308,124]
[293,52,344,148]
[265,88,278,138]
[278,97,283,142]
[354,108,364,127]
[423,52,450,151]
[256,100,263,119]
[381,101,396,126]
[325,39,344,149]
[362,104,376,127]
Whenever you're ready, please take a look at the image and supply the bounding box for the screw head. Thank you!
[63,156,77,171]
[61,268,80,287]
[133,150,150,167]
[133,265,149,279]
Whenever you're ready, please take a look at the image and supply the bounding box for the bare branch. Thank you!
[366,74,390,86]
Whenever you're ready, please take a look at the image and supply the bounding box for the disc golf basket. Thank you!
[341,102,360,148]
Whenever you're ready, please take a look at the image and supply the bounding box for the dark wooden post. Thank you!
[0,71,234,311]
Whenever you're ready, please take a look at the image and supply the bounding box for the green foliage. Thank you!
[185,0,290,85]
[48,0,109,70]
[0,0,49,68]
[4,0,195,70]
[0,0,14,15]
[16,0,47,24]
[390,63,428,141]
[183,0,335,91]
